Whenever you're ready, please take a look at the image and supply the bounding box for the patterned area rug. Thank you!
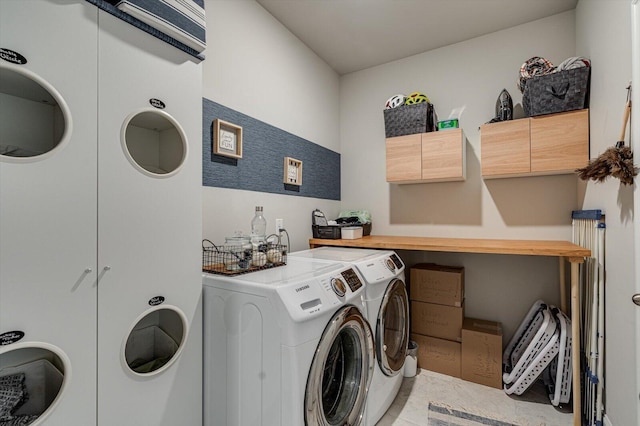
[428,402,518,426]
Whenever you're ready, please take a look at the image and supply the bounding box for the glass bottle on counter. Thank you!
[250,206,267,249]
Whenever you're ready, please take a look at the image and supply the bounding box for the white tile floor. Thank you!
[377,369,573,426]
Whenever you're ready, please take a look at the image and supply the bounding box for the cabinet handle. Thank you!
[632,294,640,306]
[103,266,112,271]
[85,268,93,273]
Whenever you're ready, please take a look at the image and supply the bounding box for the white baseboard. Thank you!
[603,413,613,426]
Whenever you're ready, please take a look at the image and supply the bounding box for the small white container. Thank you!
[403,340,418,378]
[341,226,363,239]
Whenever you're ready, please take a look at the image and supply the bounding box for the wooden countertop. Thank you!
[310,233,589,426]
[309,235,590,259]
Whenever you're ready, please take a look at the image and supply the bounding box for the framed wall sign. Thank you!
[213,119,243,159]
[284,157,303,186]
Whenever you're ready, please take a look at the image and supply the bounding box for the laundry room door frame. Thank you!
[632,2,640,424]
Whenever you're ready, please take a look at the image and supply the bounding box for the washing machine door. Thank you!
[305,305,374,426]
[376,278,410,377]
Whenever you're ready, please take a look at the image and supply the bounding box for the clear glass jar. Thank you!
[223,232,252,271]
[250,206,267,248]
[224,232,252,251]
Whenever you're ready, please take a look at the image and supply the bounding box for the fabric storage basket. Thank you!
[523,67,590,117]
[384,103,437,138]
[312,223,371,239]
[0,359,64,417]
[125,325,179,373]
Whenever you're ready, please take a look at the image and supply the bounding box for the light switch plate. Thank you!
[284,157,303,186]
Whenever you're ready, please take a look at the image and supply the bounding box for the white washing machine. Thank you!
[289,247,409,426]
[203,257,375,426]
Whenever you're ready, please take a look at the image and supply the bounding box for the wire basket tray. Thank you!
[202,239,287,276]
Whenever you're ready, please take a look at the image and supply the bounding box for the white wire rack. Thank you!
[572,210,605,426]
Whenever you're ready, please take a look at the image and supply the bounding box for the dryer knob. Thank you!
[331,278,346,297]
[385,258,396,272]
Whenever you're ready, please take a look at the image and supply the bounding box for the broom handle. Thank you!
[620,100,631,141]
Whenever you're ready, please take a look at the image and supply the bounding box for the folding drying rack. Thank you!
[543,309,573,406]
[502,300,572,405]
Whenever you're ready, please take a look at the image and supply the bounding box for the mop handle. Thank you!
[619,100,631,141]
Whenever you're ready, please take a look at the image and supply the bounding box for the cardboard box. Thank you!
[410,263,464,307]
[411,300,464,341]
[412,333,461,378]
[461,317,503,389]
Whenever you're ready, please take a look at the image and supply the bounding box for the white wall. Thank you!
[576,1,636,425]
[340,11,578,240]
[340,12,578,343]
[202,0,341,251]
[202,5,637,423]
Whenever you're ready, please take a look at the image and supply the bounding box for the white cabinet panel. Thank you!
[0,1,98,424]
[96,11,202,426]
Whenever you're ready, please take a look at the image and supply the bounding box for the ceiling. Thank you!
[256,0,578,75]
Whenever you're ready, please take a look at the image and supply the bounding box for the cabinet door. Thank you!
[531,109,589,173]
[0,1,98,424]
[97,11,202,426]
[386,134,422,182]
[481,119,530,177]
[422,129,465,181]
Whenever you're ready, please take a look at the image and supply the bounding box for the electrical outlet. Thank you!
[276,218,284,233]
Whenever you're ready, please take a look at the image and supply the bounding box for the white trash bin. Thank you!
[403,340,418,378]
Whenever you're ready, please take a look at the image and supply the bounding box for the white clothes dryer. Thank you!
[202,257,375,426]
[289,247,409,426]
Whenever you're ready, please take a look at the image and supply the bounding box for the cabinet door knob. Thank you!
[103,266,112,271]
[632,294,640,306]
[85,268,93,273]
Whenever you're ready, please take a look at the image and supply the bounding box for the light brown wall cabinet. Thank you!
[386,128,466,183]
[480,109,589,178]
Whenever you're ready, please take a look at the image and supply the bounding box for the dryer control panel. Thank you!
[277,267,365,322]
[356,255,404,283]
[389,253,404,269]
[341,268,363,291]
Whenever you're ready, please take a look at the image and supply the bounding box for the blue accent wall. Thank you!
[202,98,341,201]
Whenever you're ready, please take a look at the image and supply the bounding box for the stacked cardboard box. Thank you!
[461,317,503,389]
[409,263,464,378]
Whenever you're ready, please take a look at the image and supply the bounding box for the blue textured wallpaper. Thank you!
[202,98,341,201]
